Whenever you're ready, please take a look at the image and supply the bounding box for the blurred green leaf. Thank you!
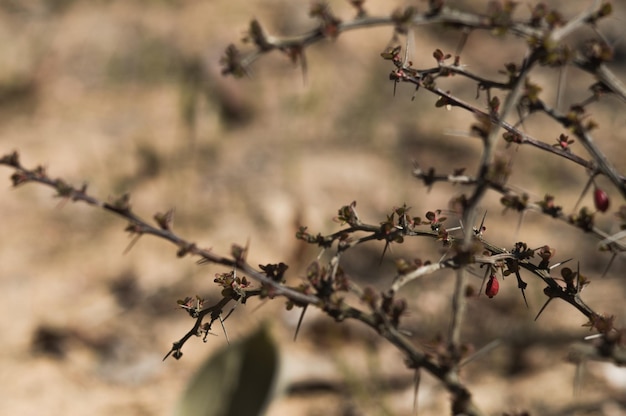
[176,324,279,416]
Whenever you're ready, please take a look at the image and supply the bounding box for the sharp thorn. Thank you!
[534,298,553,321]
[219,314,230,345]
[294,305,308,342]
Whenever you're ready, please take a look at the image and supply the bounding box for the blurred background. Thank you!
[0,0,625,415]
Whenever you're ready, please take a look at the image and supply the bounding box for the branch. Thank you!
[0,151,320,308]
[2,151,621,414]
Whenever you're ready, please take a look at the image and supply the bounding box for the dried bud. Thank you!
[154,209,174,230]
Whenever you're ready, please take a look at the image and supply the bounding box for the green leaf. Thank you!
[176,324,279,416]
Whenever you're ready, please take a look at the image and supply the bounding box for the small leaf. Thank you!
[433,48,444,62]
[176,325,279,416]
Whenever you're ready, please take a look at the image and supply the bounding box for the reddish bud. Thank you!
[594,188,610,213]
[485,274,499,298]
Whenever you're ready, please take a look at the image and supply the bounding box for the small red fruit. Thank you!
[485,274,499,298]
[594,188,610,213]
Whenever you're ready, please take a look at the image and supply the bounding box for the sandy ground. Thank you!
[1,1,625,415]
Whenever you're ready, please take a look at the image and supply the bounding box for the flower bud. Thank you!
[485,274,499,298]
[594,188,610,213]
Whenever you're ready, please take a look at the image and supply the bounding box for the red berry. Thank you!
[594,188,610,213]
[485,274,499,298]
